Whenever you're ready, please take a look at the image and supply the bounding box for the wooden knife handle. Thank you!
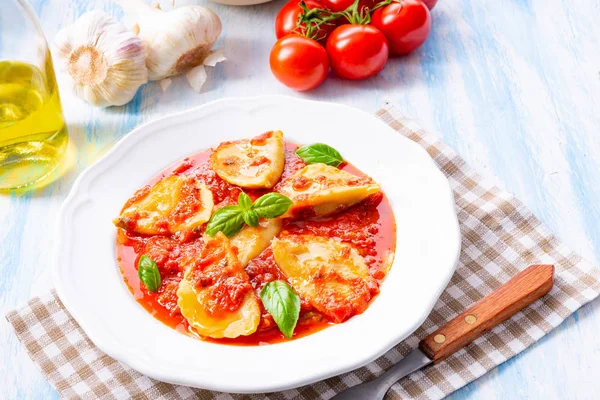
[419,264,554,363]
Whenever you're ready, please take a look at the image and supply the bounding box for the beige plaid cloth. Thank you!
[6,106,600,400]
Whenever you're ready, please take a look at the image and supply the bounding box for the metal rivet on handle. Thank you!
[434,334,446,344]
[465,314,477,324]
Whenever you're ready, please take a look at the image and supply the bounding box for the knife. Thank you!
[331,264,555,400]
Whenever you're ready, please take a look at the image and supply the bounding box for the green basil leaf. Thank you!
[251,193,292,218]
[242,209,259,227]
[205,205,245,237]
[260,281,300,339]
[138,255,161,292]
[238,192,252,210]
[296,143,344,167]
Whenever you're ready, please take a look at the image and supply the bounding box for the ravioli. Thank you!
[277,163,380,218]
[114,175,214,235]
[210,130,285,189]
[177,232,261,339]
[271,234,378,323]
[230,219,283,267]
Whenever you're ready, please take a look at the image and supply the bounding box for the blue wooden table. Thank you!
[2,0,599,398]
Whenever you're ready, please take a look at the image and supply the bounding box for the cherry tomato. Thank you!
[320,0,352,11]
[321,0,377,27]
[360,0,379,10]
[321,0,376,12]
[275,0,335,41]
[371,0,431,55]
[421,0,438,10]
[270,35,329,91]
[317,0,352,27]
[326,25,388,80]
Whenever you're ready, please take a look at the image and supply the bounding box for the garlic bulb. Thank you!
[54,11,148,107]
[115,0,222,81]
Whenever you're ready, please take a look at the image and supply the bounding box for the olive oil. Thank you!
[0,59,68,190]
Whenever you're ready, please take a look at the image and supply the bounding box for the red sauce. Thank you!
[116,142,396,345]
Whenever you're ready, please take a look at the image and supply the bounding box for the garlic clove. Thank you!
[115,0,222,81]
[54,10,148,107]
[186,64,207,93]
[203,48,226,67]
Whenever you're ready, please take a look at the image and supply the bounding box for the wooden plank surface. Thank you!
[1,0,599,398]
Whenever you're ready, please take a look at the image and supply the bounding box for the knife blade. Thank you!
[330,348,432,400]
[330,264,554,400]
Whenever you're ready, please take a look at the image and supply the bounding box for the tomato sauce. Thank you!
[116,142,396,345]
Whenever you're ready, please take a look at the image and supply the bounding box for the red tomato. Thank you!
[320,0,352,12]
[326,25,388,80]
[421,0,438,10]
[270,35,329,91]
[321,0,376,12]
[321,0,377,27]
[371,0,431,55]
[275,0,335,41]
[360,0,379,11]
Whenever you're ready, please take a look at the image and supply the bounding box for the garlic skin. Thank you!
[115,0,222,81]
[186,64,207,93]
[203,48,226,67]
[159,78,172,92]
[185,49,227,93]
[54,11,148,107]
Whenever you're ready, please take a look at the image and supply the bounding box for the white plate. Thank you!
[54,96,460,393]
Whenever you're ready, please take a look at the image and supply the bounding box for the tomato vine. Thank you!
[295,0,396,38]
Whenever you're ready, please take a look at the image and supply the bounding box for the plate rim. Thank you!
[53,95,461,393]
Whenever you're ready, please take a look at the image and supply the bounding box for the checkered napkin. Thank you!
[7,106,600,400]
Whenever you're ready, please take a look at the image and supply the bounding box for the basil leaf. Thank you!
[205,205,245,237]
[242,209,259,227]
[138,255,161,292]
[296,143,344,167]
[260,281,300,339]
[251,193,292,218]
[206,194,290,237]
[238,192,252,210]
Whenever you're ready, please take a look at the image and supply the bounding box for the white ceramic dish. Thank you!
[54,96,460,393]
